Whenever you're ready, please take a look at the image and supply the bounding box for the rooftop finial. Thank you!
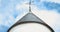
[29,0,31,13]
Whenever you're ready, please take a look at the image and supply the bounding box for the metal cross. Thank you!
[29,0,31,12]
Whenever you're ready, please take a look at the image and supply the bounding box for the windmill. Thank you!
[7,0,54,32]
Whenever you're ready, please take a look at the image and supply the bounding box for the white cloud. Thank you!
[16,0,29,10]
[16,4,29,10]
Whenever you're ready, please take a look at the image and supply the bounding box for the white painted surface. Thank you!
[10,23,51,32]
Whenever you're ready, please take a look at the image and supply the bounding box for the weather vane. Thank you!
[7,0,54,32]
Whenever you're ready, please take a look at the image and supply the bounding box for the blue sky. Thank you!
[0,0,60,32]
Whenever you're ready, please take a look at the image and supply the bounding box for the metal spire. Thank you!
[29,0,31,13]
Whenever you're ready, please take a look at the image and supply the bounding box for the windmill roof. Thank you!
[16,13,44,23]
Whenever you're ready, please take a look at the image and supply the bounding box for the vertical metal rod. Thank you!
[29,0,31,12]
